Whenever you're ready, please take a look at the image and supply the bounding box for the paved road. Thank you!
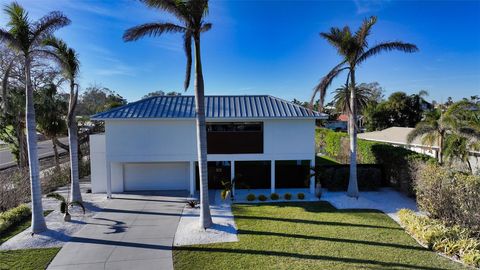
[48,191,187,270]
[0,137,69,169]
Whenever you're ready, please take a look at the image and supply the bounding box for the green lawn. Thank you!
[0,210,58,270]
[0,248,60,270]
[173,202,467,270]
[316,155,340,165]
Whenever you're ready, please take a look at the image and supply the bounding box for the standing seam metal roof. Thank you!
[91,95,327,120]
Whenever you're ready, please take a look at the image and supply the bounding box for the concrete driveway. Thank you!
[48,191,187,270]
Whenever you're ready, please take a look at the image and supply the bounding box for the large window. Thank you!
[275,160,310,188]
[207,122,263,154]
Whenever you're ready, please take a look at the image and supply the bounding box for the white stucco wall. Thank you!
[90,118,317,193]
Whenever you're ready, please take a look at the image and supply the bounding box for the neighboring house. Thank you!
[358,127,480,173]
[90,95,327,196]
[324,114,364,132]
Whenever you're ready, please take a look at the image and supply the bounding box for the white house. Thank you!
[90,95,327,197]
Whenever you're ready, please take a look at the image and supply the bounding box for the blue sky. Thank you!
[1,0,479,103]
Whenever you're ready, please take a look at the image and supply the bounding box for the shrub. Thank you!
[297,193,305,200]
[317,128,434,196]
[319,165,382,191]
[0,204,31,234]
[270,193,279,200]
[414,163,480,231]
[258,194,268,201]
[284,193,292,200]
[398,209,480,267]
[246,194,256,201]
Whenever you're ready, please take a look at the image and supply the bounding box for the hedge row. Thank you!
[315,128,434,195]
[0,204,31,234]
[318,165,382,191]
[398,209,480,268]
[414,163,480,232]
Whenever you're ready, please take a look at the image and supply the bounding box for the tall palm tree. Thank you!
[0,2,70,233]
[311,16,418,197]
[407,109,446,164]
[42,37,82,202]
[123,0,213,228]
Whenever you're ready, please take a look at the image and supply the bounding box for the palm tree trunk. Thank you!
[52,137,60,169]
[438,132,444,165]
[193,35,213,229]
[24,57,47,233]
[68,82,82,202]
[347,69,359,198]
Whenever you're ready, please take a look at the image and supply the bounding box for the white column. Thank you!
[230,160,235,197]
[106,161,112,199]
[310,159,315,194]
[271,160,275,194]
[189,161,195,197]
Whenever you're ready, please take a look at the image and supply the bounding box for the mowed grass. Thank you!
[173,202,467,270]
[0,248,60,270]
[0,210,58,270]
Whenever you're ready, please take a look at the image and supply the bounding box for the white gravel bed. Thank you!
[321,187,419,223]
[232,188,319,203]
[0,181,107,250]
[174,191,238,246]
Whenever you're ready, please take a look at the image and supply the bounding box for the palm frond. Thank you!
[310,62,349,111]
[140,0,190,22]
[123,22,185,42]
[407,122,436,144]
[31,11,70,43]
[357,41,418,64]
[47,192,66,203]
[200,22,212,32]
[355,16,377,49]
[320,27,346,51]
[183,30,192,90]
[0,28,19,49]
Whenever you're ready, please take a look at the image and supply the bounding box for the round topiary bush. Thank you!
[284,193,292,200]
[246,194,256,201]
[258,194,268,201]
[297,193,305,200]
[270,193,279,200]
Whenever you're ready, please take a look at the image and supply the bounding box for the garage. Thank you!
[123,162,189,191]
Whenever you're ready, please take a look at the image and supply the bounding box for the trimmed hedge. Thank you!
[398,209,480,268]
[318,165,383,191]
[414,163,480,232]
[316,128,434,195]
[0,204,31,234]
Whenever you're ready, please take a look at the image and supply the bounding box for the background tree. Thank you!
[76,84,127,116]
[311,16,417,197]
[35,83,67,168]
[0,2,70,233]
[142,90,182,99]
[332,84,372,116]
[124,0,213,228]
[43,36,83,202]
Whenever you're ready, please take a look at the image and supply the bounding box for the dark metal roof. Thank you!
[91,95,327,120]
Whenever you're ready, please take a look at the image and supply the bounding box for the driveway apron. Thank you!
[47,191,187,270]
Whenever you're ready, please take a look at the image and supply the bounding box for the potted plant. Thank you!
[220,179,235,201]
[47,192,85,222]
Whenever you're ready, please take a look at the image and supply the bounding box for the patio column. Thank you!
[106,161,112,199]
[230,160,235,197]
[189,161,195,197]
[310,158,315,194]
[271,160,275,194]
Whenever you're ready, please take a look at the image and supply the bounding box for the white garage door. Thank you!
[124,162,189,191]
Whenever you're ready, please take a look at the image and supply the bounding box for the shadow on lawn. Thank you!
[175,246,446,270]
[237,229,424,251]
[234,215,402,230]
